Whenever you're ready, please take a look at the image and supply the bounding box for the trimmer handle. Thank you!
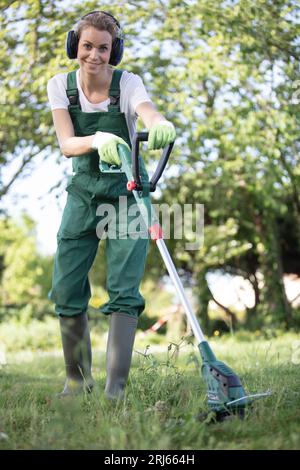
[132,132,175,192]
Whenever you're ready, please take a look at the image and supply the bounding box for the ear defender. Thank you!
[66,30,78,60]
[66,11,124,66]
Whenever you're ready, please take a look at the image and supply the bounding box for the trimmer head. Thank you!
[199,341,272,422]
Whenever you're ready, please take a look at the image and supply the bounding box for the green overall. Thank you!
[49,69,149,318]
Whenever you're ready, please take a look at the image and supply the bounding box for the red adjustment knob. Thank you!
[127,181,137,191]
[149,224,163,241]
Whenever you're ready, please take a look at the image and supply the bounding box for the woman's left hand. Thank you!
[148,121,176,150]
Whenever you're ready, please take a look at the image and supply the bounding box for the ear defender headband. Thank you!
[66,10,124,66]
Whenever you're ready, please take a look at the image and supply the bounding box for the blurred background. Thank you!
[1,0,300,353]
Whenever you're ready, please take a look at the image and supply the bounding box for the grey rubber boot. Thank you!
[105,312,138,400]
[58,312,94,397]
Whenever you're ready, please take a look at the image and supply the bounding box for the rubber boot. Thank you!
[58,312,94,397]
[105,312,138,400]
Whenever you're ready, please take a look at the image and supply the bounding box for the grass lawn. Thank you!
[0,330,299,450]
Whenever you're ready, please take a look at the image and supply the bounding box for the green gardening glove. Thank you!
[148,120,176,150]
[92,131,130,166]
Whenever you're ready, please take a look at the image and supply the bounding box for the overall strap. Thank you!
[108,69,123,112]
[66,69,123,111]
[66,70,80,109]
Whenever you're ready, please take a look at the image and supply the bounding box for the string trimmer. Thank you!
[100,132,271,421]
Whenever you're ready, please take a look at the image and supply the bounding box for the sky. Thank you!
[2,151,69,255]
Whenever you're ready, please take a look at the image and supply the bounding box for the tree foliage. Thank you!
[0,215,53,320]
[1,0,300,329]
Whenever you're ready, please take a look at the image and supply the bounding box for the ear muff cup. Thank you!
[66,30,78,60]
[109,37,124,66]
[66,12,124,66]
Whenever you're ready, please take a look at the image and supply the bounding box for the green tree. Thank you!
[136,0,300,328]
[1,0,300,329]
[0,214,53,319]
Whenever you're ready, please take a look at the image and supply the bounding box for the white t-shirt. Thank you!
[47,69,152,142]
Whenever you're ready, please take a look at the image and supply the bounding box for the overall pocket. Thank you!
[58,174,96,239]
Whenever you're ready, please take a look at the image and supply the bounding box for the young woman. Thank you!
[47,11,176,399]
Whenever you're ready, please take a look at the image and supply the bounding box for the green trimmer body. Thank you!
[199,341,271,420]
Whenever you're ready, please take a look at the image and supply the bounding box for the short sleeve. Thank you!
[120,72,152,116]
[47,73,69,110]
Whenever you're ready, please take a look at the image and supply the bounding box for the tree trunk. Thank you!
[255,211,292,327]
[165,305,186,343]
[195,270,212,334]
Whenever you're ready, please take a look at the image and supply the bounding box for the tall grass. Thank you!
[0,329,299,450]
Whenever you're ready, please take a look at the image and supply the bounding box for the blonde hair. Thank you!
[76,11,120,41]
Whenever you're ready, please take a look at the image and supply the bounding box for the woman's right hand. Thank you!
[92,131,130,166]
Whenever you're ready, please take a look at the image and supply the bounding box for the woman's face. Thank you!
[77,26,113,74]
